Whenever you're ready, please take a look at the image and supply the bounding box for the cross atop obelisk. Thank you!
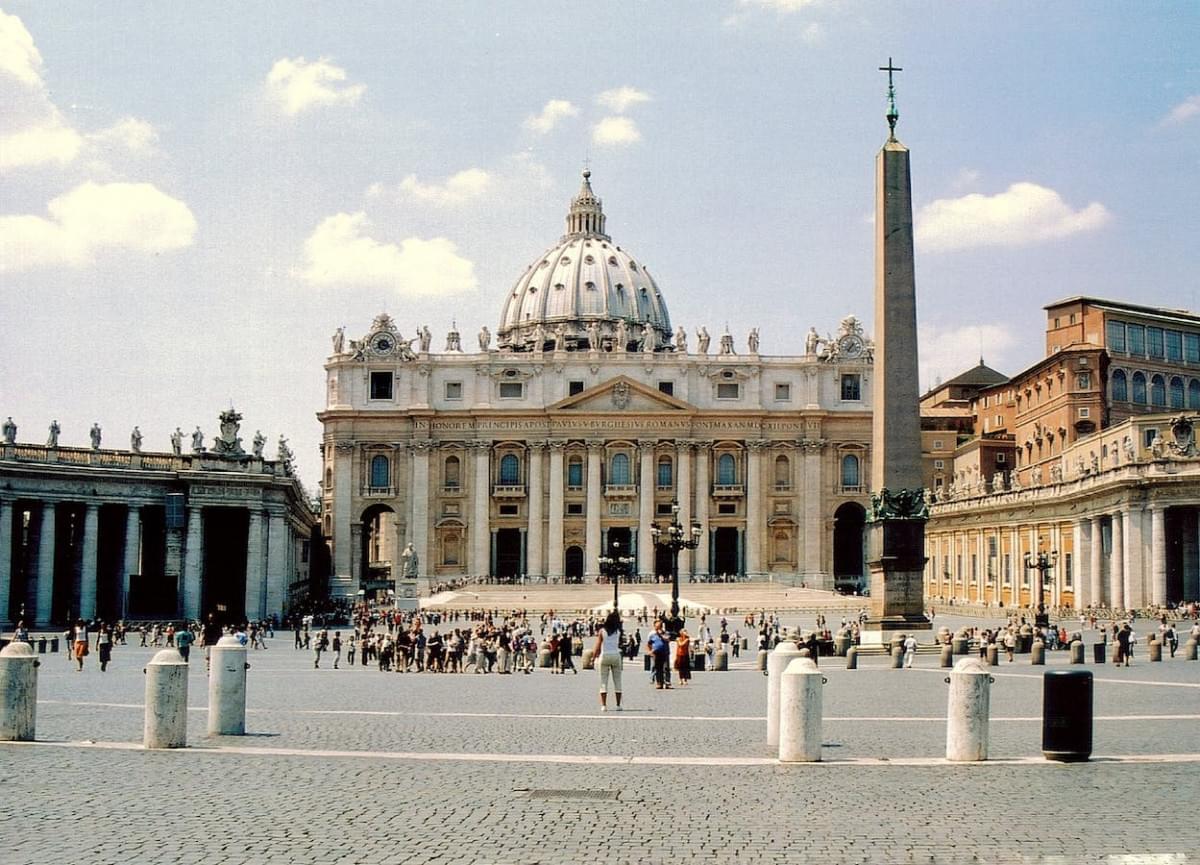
[878,57,902,138]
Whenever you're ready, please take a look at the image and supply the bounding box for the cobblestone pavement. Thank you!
[2,626,1198,865]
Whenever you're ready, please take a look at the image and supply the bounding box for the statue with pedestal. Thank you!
[2,416,15,444]
[213,408,245,457]
[90,423,102,450]
[696,326,710,354]
[170,427,183,455]
[130,426,142,453]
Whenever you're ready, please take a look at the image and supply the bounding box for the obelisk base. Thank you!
[859,519,931,646]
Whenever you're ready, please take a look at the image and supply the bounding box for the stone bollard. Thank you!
[1185,639,1197,661]
[757,649,769,672]
[846,646,858,670]
[1031,640,1045,666]
[0,641,40,742]
[1148,639,1162,662]
[890,645,905,669]
[767,641,803,748]
[1070,640,1085,665]
[714,649,729,671]
[581,648,595,670]
[778,657,825,763]
[986,644,999,667]
[945,657,993,762]
[834,634,850,657]
[889,633,905,658]
[208,635,248,736]
[144,648,189,749]
[951,635,969,655]
[940,644,954,668]
[538,648,553,668]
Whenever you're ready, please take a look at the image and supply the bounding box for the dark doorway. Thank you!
[1164,506,1187,604]
[564,546,584,583]
[713,527,739,577]
[496,528,522,582]
[834,502,867,592]
[95,505,124,622]
[655,545,674,582]
[360,504,398,596]
[201,508,248,622]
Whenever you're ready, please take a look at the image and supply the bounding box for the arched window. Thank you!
[610,452,630,485]
[1111,369,1127,402]
[444,456,460,489]
[1132,372,1147,404]
[1170,376,1185,409]
[841,454,860,489]
[657,456,672,488]
[325,466,333,488]
[370,455,389,488]
[717,453,736,485]
[774,454,790,489]
[1189,379,1200,410]
[567,456,583,488]
[499,453,520,484]
[1151,374,1166,407]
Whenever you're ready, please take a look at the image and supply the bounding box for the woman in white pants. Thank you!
[594,610,624,712]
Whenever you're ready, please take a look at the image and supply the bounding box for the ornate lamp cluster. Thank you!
[1023,543,1059,628]
[650,500,702,636]
[597,543,636,613]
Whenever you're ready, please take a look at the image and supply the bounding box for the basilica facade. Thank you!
[319,173,876,598]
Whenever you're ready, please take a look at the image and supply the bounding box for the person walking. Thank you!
[558,630,577,675]
[72,619,89,671]
[175,625,194,662]
[647,620,671,689]
[96,623,113,672]
[331,631,342,669]
[314,628,328,668]
[674,627,692,687]
[903,633,918,668]
[594,611,624,711]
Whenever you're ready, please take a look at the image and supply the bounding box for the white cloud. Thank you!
[596,86,651,114]
[918,323,1017,394]
[298,212,477,295]
[915,182,1111,253]
[592,116,641,147]
[0,181,196,272]
[523,99,578,134]
[399,168,492,205]
[266,56,365,117]
[1160,94,1200,127]
[88,117,160,153]
[737,0,822,13]
[0,9,43,87]
[0,122,84,170]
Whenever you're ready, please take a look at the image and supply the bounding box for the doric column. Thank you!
[637,439,656,579]
[585,440,603,581]
[1049,523,1062,608]
[265,510,288,617]
[349,523,363,587]
[975,530,985,604]
[471,441,491,578]
[411,441,432,577]
[0,497,11,625]
[79,502,99,621]
[1072,521,1085,610]
[1110,511,1124,610]
[121,505,141,620]
[244,509,265,621]
[1009,526,1020,606]
[182,504,204,621]
[547,441,566,581]
[526,441,545,580]
[331,440,355,582]
[1088,516,1103,608]
[801,439,825,580]
[1122,508,1139,609]
[745,440,767,578]
[1150,505,1167,606]
[676,443,693,577]
[35,502,56,625]
[693,441,712,577]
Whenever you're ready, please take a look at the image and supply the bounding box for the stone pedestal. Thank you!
[860,519,930,645]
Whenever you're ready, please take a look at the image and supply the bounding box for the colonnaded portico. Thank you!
[0,411,319,627]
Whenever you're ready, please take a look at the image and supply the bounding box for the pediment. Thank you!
[548,375,695,413]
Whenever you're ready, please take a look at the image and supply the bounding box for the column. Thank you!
[676,443,693,577]
[349,523,363,586]
[182,505,203,621]
[1150,505,1167,606]
[547,442,565,581]
[489,529,498,576]
[244,509,265,621]
[637,439,655,580]
[1123,508,1139,609]
[518,528,527,578]
[585,440,603,581]
[975,531,985,604]
[1088,516,1103,609]
[411,442,431,577]
[0,497,11,624]
[265,511,287,617]
[1110,510,1124,610]
[121,505,141,620]
[745,441,765,579]
[694,441,711,577]
[1072,521,1085,610]
[802,440,823,579]
[79,502,99,621]
[35,502,56,625]
[471,441,491,578]
[1049,523,1062,608]
[526,441,545,580]
[332,442,354,581]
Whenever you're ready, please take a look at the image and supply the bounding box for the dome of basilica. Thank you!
[497,171,672,353]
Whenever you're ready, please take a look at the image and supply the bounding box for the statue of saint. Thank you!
[532,322,546,353]
[674,325,687,353]
[642,324,655,353]
[130,426,142,453]
[805,326,819,356]
[419,326,432,353]
[47,420,60,448]
[332,327,345,355]
[478,325,491,351]
[191,426,205,453]
[615,319,628,352]
[400,542,420,578]
[2,416,15,444]
[90,423,102,450]
[748,327,760,354]
[553,324,567,352]
[696,326,710,354]
[253,430,266,458]
[170,427,183,455]
[586,320,600,351]
[719,331,735,355]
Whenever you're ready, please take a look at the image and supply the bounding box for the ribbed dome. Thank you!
[497,171,672,353]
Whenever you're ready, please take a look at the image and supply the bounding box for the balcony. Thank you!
[492,484,527,498]
[840,484,863,495]
[361,485,394,498]
[712,484,744,497]
[604,484,638,498]
[441,484,465,497]
[773,482,792,493]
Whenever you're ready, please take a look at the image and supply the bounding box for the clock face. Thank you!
[839,334,865,358]
[370,333,394,355]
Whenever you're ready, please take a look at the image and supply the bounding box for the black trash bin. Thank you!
[1042,669,1092,762]
[50,637,59,653]
[643,654,652,671]
[1092,643,1105,664]
[692,653,706,672]
[37,637,46,653]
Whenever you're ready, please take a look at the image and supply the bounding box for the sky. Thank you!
[2,1,1198,491]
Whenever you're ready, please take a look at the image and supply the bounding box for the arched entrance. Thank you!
[833,502,866,593]
[564,545,584,583]
[202,507,249,622]
[360,504,398,599]
[495,528,522,582]
[713,527,739,578]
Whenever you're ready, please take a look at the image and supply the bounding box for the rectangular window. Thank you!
[1187,333,1200,364]
[498,504,519,516]
[933,440,944,450]
[1076,373,1090,390]
[971,554,978,582]
[444,381,463,400]
[369,371,393,400]
[716,382,740,399]
[996,452,1007,464]
[717,502,737,515]
[1079,407,1090,418]
[840,374,861,401]
[566,503,584,515]
[1148,326,1165,358]
[1166,329,1183,362]
[988,536,998,558]
[775,383,791,401]
[499,382,523,399]
[1064,552,1073,589]
[657,381,674,395]
[1106,320,1126,353]
[1126,324,1145,356]
[1004,553,1011,585]
[568,380,585,396]
[656,503,673,516]
[567,462,583,488]
[933,459,944,469]
[1144,428,1158,448]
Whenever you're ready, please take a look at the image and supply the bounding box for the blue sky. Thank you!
[2,1,1198,489]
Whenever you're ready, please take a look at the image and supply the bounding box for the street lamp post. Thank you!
[650,500,702,639]
[1023,543,1058,629]
[597,542,635,612]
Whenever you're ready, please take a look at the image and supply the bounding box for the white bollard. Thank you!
[144,648,189,749]
[767,640,803,748]
[778,657,825,762]
[945,657,993,762]
[208,635,247,736]
[0,641,39,741]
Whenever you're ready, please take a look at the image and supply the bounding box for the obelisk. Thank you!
[862,59,931,644]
